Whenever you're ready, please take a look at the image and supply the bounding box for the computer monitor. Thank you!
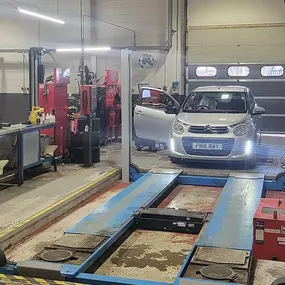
[138,83,150,91]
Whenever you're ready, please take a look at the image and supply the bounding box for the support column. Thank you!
[28,47,39,109]
[179,0,188,96]
[121,49,132,182]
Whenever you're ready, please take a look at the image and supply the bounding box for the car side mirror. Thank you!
[253,106,266,115]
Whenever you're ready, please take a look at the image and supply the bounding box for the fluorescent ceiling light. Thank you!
[18,7,65,25]
[56,48,82,52]
[85,47,111,52]
[56,47,111,53]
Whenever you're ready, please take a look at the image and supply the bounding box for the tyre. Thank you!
[136,145,142,151]
[170,156,181,164]
[246,156,256,169]
[0,250,7,266]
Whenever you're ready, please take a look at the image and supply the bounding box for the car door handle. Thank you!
[135,110,143,115]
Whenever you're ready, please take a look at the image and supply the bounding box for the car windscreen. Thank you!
[182,91,247,113]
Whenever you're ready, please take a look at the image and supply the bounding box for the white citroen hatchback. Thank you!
[134,86,265,168]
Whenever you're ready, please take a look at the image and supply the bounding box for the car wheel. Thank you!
[0,250,7,266]
[170,157,181,164]
[136,145,142,151]
[246,156,256,169]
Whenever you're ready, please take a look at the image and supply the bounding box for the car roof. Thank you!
[193,86,248,93]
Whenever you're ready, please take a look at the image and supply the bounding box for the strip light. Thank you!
[18,7,65,25]
[56,48,82,52]
[56,47,111,53]
[84,47,111,52]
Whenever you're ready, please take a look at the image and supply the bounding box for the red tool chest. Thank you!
[253,198,285,261]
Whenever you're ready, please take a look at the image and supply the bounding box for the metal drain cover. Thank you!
[200,265,237,281]
[41,249,73,262]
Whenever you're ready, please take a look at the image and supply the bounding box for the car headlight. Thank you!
[173,122,184,135]
[233,125,249,136]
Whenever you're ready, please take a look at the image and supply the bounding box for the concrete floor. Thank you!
[158,185,223,212]
[7,182,128,261]
[0,160,117,234]
[96,230,196,283]
[253,260,285,285]
[101,139,284,178]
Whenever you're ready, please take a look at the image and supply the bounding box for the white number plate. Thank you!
[193,142,223,150]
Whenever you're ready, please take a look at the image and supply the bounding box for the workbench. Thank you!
[0,123,56,185]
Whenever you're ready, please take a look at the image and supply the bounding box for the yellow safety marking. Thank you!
[0,168,120,239]
[0,274,82,284]
[14,275,27,280]
[34,278,49,284]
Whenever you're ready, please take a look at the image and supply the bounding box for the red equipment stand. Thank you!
[80,85,96,115]
[38,68,70,157]
[253,198,285,261]
[96,70,121,142]
[105,70,121,140]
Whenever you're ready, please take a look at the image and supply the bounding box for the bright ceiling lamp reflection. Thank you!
[56,48,82,52]
[84,47,111,52]
[221,94,230,99]
[56,47,111,53]
[18,7,65,24]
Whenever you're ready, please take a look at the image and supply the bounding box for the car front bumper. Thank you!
[169,133,256,162]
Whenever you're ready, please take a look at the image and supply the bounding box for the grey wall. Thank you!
[0,0,91,94]
[91,0,186,93]
[188,0,285,63]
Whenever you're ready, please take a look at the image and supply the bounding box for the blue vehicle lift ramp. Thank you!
[196,173,264,251]
[174,173,265,285]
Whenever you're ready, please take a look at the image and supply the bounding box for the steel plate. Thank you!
[200,265,237,281]
[53,234,106,251]
[41,250,73,262]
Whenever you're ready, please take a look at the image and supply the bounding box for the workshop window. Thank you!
[261,66,284,77]
[228,66,250,77]
[196,66,217,77]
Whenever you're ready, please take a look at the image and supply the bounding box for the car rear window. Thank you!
[182,92,247,113]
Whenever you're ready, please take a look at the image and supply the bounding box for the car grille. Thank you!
[189,125,229,134]
[182,138,234,157]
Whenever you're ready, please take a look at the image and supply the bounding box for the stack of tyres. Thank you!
[70,117,100,164]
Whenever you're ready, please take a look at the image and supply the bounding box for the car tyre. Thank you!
[170,157,181,164]
[136,145,142,151]
[246,156,256,169]
[0,250,7,266]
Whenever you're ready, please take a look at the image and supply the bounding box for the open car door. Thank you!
[134,87,180,144]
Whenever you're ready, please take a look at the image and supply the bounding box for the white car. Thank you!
[134,86,265,168]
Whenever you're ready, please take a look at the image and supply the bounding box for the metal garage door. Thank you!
[187,64,285,134]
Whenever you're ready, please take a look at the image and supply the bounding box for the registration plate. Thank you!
[193,142,223,150]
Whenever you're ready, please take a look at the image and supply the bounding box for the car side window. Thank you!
[139,89,175,110]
